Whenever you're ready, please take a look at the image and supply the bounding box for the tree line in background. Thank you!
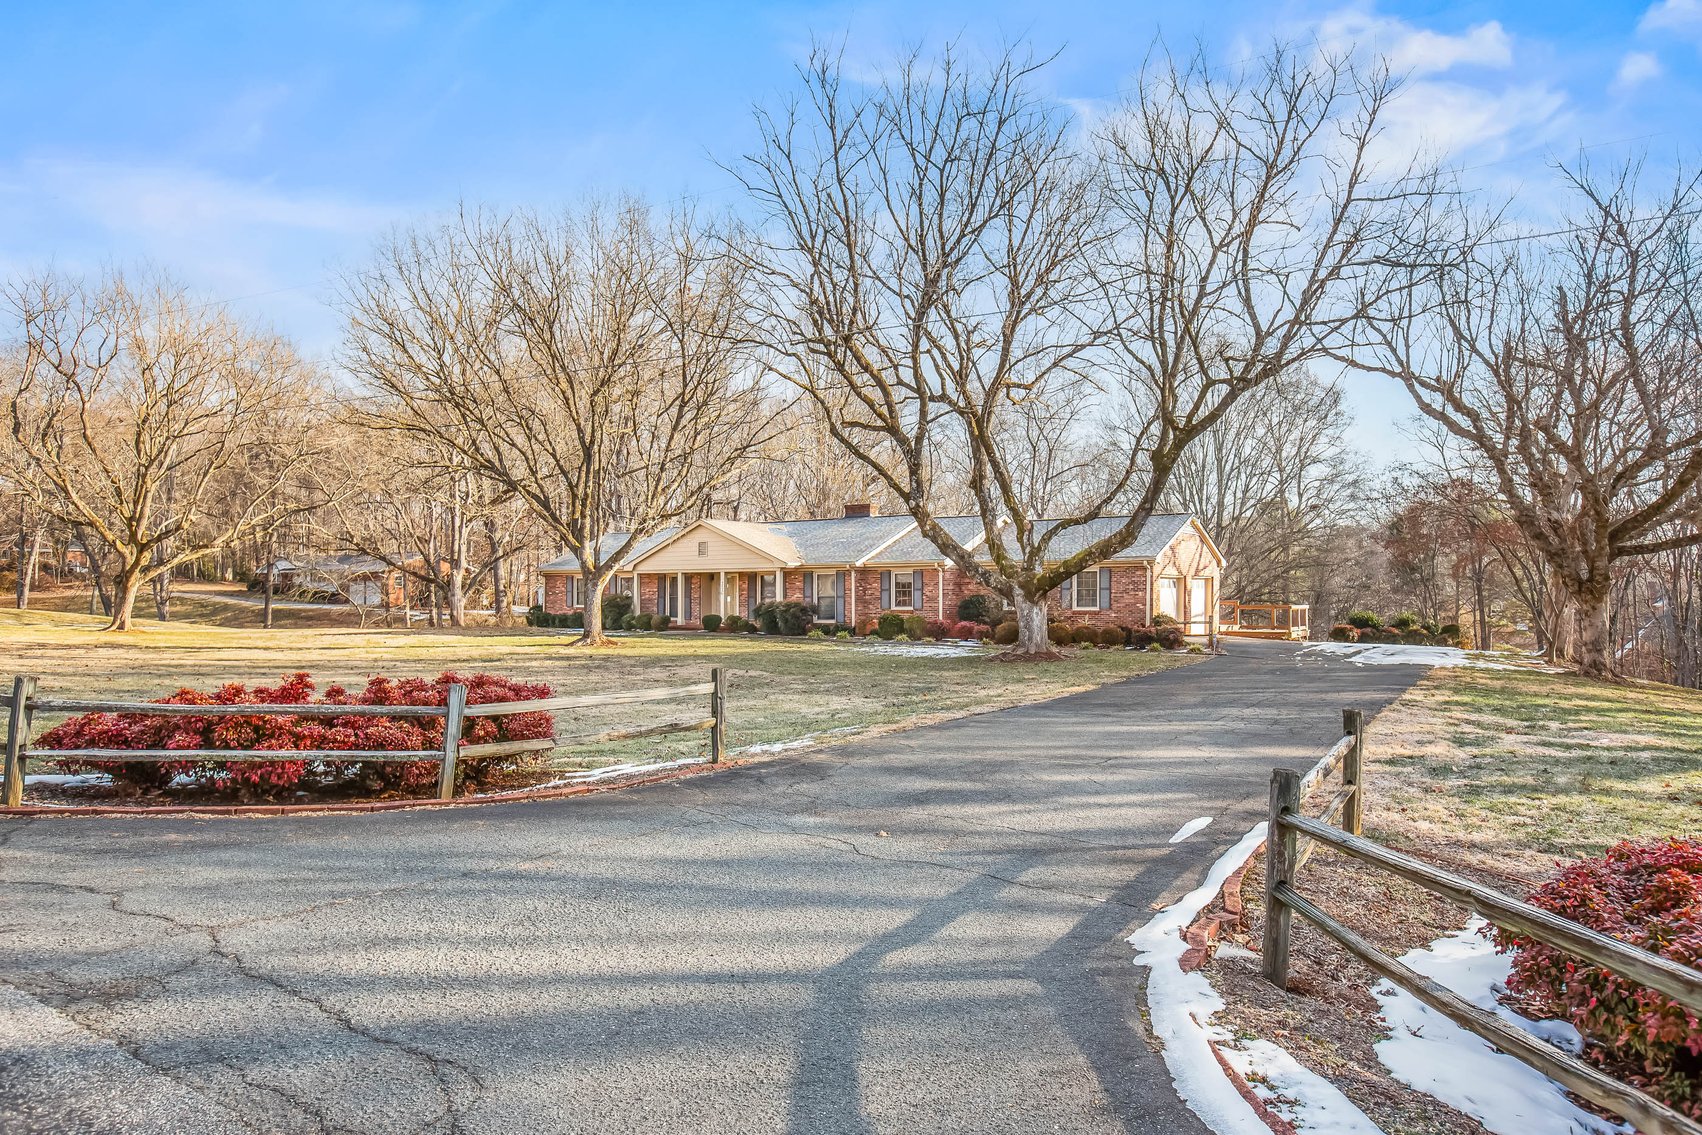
[1,41,1698,677]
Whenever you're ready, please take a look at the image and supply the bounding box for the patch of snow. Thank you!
[22,773,111,787]
[1374,919,1630,1135]
[1297,643,1555,670]
[470,756,710,797]
[1218,1038,1387,1135]
[851,641,987,658]
[734,725,865,756]
[1169,816,1214,843]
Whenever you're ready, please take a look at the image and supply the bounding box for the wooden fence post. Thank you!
[1262,766,1301,988]
[437,683,467,801]
[709,667,725,763]
[3,676,37,808]
[1342,707,1365,837]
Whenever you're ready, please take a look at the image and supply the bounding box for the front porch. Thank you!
[1218,600,1311,640]
[632,568,850,628]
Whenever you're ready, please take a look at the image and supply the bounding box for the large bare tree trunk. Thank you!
[575,571,611,647]
[107,560,146,631]
[1011,593,1052,656]
[1575,591,1612,680]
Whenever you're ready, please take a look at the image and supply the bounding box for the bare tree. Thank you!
[3,272,333,630]
[344,201,774,644]
[1356,160,1702,678]
[735,43,1431,654]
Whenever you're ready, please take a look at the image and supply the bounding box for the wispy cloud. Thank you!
[1314,8,1512,75]
[1640,0,1702,40]
[1613,51,1663,93]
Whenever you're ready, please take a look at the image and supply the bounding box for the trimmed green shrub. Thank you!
[1099,625,1125,647]
[1072,626,1099,645]
[721,615,744,633]
[652,613,672,631]
[956,593,1003,626]
[620,613,639,631]
[526,604,544,627]
[1344,610,1381,630]
[903,614,927,640]
[1129,626,1157,649]
[1390,612,1421,631]
[1047,622,1072,646]
[993,621,1019,645]
[876,612,905,640]
[701,613,723,633]
[563,612,584,629]
[601,591,634,630]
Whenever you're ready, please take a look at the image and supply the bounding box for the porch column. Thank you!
[774,569,782,601]
[937,567,945,619]
[676,571,684,620]
[717,570,726,618]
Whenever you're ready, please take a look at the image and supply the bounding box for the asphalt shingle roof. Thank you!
[867,516,992,564]
[538,529,679,573]
[765,515,916,564]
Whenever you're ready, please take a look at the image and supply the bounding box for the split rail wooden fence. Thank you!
[1,668,727,807]
[1263,710,1702,1135]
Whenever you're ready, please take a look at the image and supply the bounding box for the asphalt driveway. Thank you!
[0,640,1423,1135]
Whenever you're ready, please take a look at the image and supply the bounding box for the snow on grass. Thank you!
[1298,643,1555,670]
[1217,1039,1386,1135]
[1374,919,1628,1135]
[1169,816,1213,843]
[735,725,865,755]
[1128,822,1375,1135]
[850,640,989,658]
[22,772,111,787]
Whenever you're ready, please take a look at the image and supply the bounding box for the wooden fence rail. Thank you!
[0,668,728,808]
[1261,711,1702,1135]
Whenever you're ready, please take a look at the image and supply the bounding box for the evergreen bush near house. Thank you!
[601,592,634,630]
[903,614,927,639]
[1099,625,1125,648]
[1390,612,1420,631]
[652,613,672,631]
[526,604,544,627]
[993,621,1019,645]
[777,600,817,635]
[1328,624,1359,642]
[620,614,639,631]
[876,612,905,640]
[1047,622,1072,646]
[956,593,1003,626]
[755,601,783,635]
[1497,839,1702,1119]
[1344,610,1381,629]
[1155,626,1185,650]
[1152,613,1178,628]
[701,614,723,633]
[1072,626,1099,646]
[744,618,760,633]
[563,612,584,629]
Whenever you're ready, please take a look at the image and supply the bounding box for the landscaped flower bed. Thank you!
[37,671,554,800]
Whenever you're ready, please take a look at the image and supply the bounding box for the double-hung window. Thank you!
[1072,571,1099,610]
[814,573,838,621]
[891,574,915,609]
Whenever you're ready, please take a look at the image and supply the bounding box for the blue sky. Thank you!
[4,0,1697,463]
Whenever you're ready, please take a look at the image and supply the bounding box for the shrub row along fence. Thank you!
[0,669,727,807]
[1262,711,1702,1135]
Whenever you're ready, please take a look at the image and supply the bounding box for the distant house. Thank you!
[258,554,413,608]
[539,504,1225,633]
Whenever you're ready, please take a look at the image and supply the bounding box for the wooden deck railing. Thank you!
[1262,712,1702,1135]
[0,668,728,808]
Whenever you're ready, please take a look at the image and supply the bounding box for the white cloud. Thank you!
[1613,51,1663,93]
[1315,9,1512,76]
[1640,0,1702,39]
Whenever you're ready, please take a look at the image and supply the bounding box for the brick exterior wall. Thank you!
[544,573,570,613]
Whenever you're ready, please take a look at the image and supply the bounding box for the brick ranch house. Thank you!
[539,506,1225,635]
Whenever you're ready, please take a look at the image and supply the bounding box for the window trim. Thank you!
[891,575,915,610]
[1071,570,1100,611]
[1156,575,1182,619]
[813,572,839,621]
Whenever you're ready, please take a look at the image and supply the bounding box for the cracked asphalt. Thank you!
[0,640,1422,1135]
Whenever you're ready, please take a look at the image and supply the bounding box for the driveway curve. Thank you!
[0,640,1423,1135]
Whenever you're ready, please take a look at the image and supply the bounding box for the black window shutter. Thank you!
[837,571,847,620]
[804,574,814,603]
[880,570,891,609]
[1061,576,1073,609]
[912,570,924,610]
[1100,567,1112,611]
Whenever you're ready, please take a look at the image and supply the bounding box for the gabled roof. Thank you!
[866,516,992,564]
[537,511,1215,572]
[538,529,678,573]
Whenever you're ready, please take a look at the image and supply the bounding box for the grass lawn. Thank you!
[0,599,1199,782]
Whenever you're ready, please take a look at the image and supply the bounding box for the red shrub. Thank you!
[922,619,950,640]
[1328,624,1360,642]
[38,671,555,798]
[1155,626,1186,650]
[1497,839,1702,1117]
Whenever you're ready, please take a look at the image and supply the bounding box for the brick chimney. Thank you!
[842,501,876,519]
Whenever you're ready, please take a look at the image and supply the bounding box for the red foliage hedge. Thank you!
[1497,838,1702,1117]
[39,672,554,798]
